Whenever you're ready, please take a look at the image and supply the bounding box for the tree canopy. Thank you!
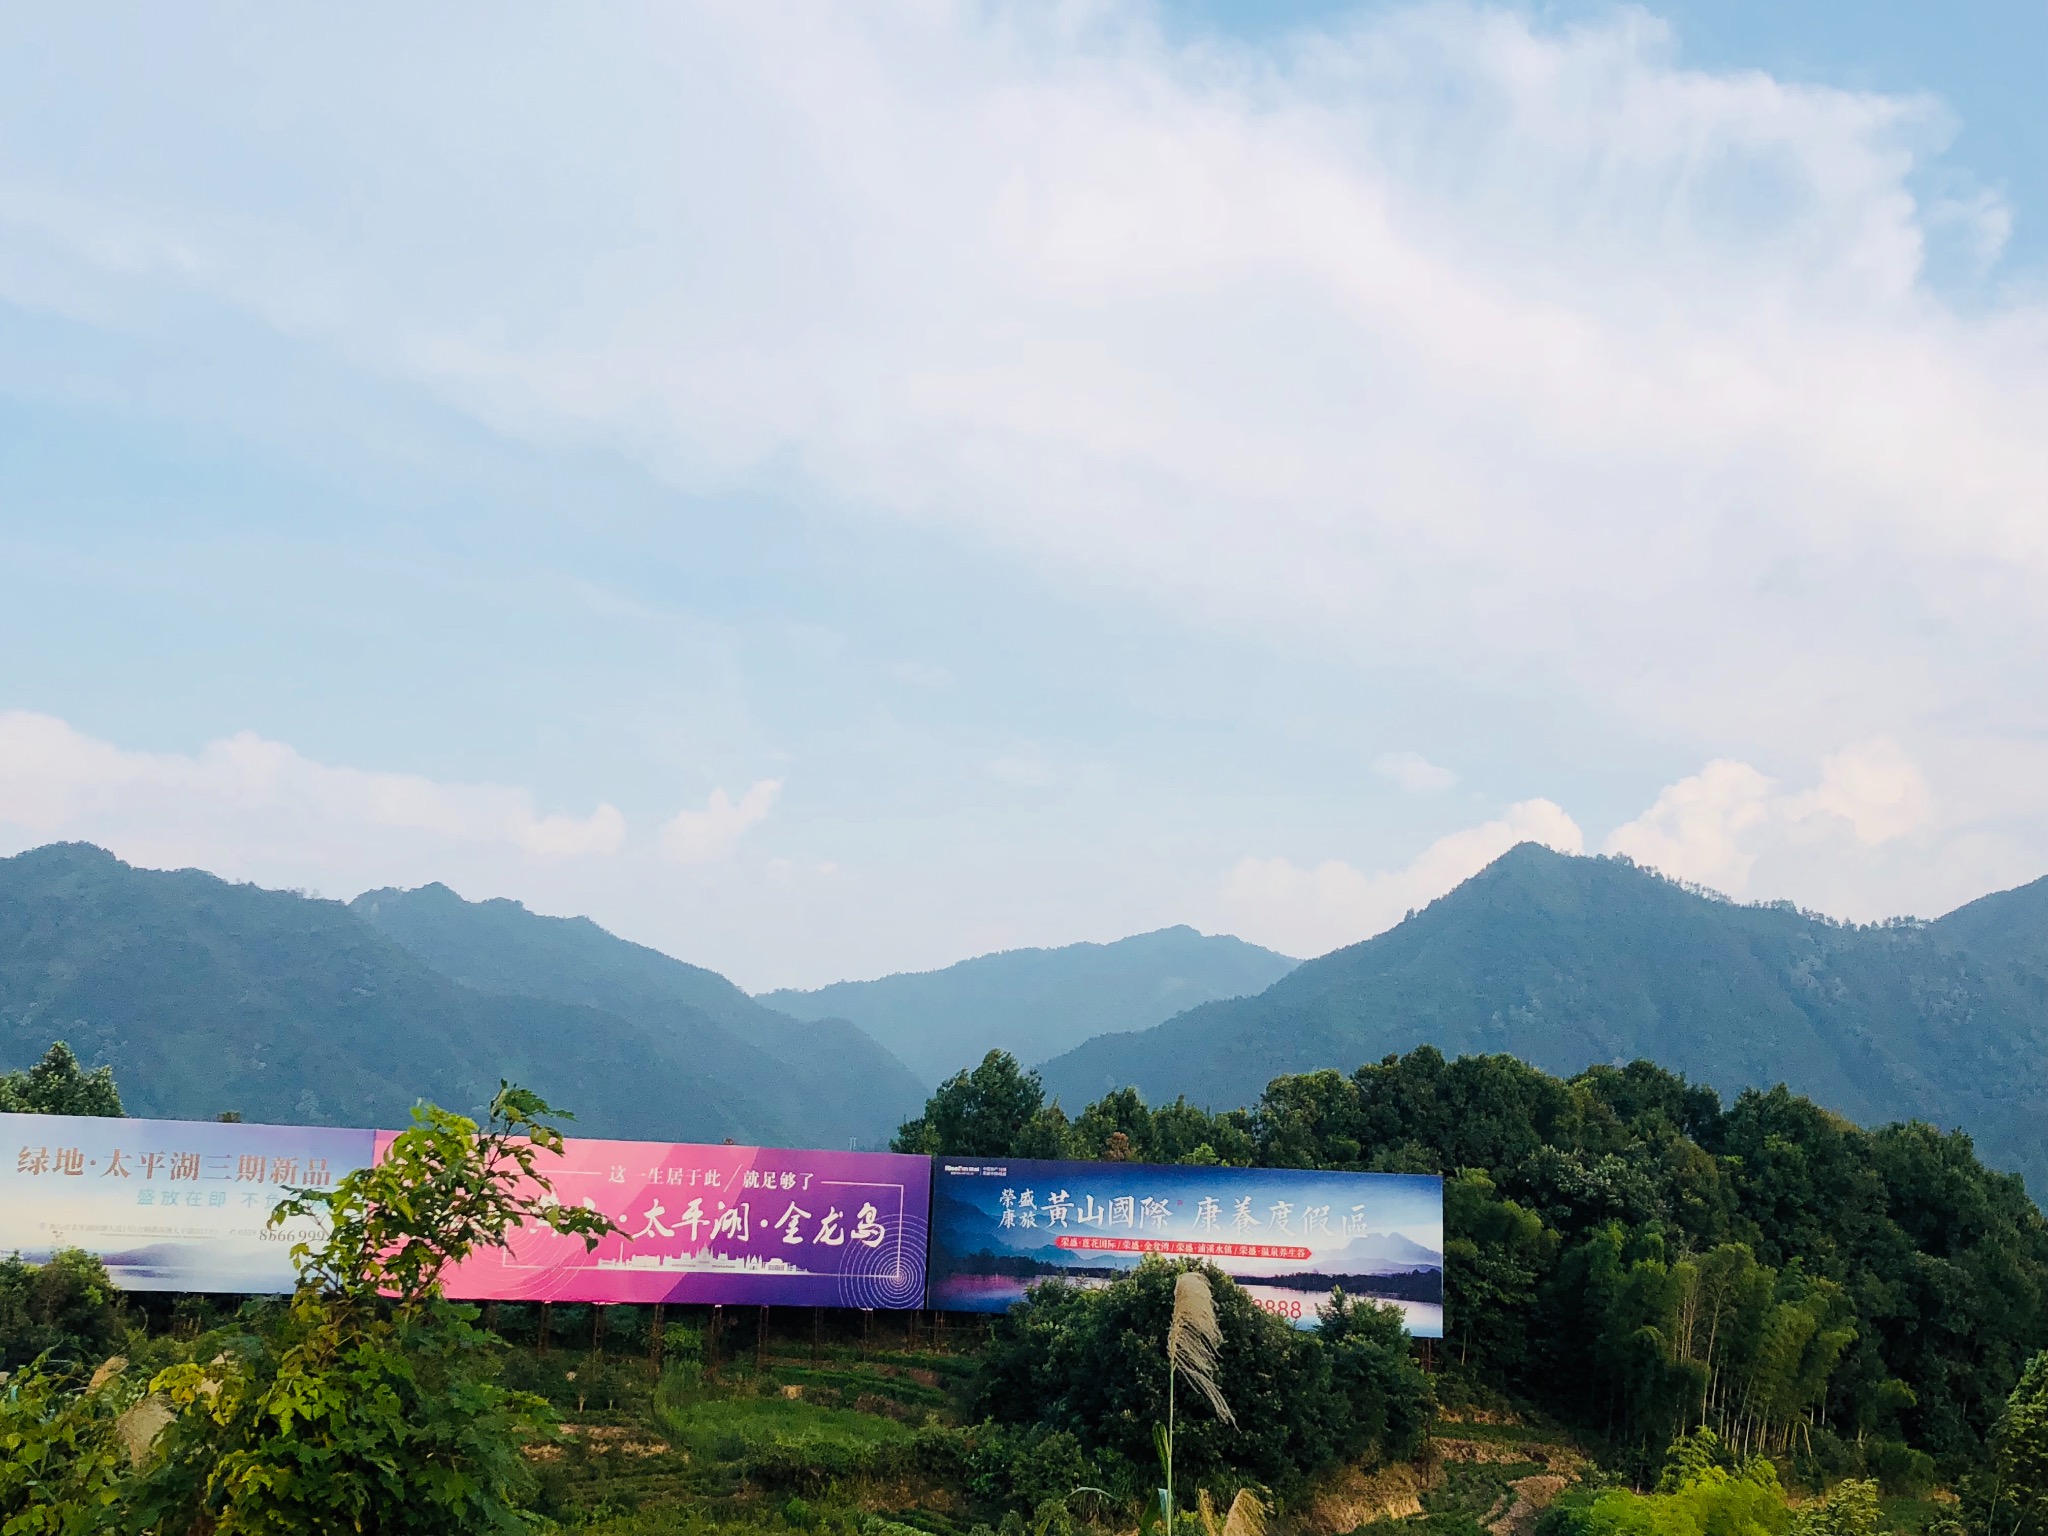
[902,1046,2048,1480]
[0,1041,123,1117]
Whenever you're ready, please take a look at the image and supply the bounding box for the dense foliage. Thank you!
[0,1355,135,1536]
[972,1260,1430,1505]
[1537,1429,1881,1536]
[0,842,917,1146]
[904,1047,2048,1480]
[0,1042,122,1117]
[136,1085,616,1535]
[1977,1352,2048,1536]
[0,1248,124,1372]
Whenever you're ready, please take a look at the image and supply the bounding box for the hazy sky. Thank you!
[3,2,2044,990]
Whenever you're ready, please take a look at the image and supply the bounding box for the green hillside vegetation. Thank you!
[0,844,915,1146]
[8,1059,2047,1536]
[1040,845,2048,1193]
[0,1040,122,1116]
[761,928,1299,1087]
[906,1046,2048,1484]
[351,881,927,1145]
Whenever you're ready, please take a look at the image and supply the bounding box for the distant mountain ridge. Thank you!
[15,839,2048,1193]
[351,882,926,1147]
[761,925,1298,1085]
[0,844,920,1148]
[1041,844,2048,1191]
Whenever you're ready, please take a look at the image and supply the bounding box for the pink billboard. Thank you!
[379,1133,930,1309]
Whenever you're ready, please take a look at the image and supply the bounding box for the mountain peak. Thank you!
[1039,848,2048,1193]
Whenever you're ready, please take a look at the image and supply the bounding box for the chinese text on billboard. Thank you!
[410,1135,931,1309]
[0,1112,376,1293]
[926,1156,1443,1335]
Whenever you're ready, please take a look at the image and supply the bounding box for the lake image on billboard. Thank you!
[0,1111,376,1294]
[928,1156,1442,1336]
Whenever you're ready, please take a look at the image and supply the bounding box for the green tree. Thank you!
[0,1043,122,1117]
[1442,1170,1551,1376]
[1982,1353,2048,1536]
[894,1051,1066,1157]
[136,1083,615,1536]
[0,1249,124,1373]
[1787,1479,1879,1536]
[974,1259,1424,1504]
[1545,1428,1790,1536]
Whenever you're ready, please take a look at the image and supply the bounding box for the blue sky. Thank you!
[3,2,2045,990]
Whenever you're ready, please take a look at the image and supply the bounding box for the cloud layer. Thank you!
[5,1,2037,757]
[1,3,2045,976]
[0,709,2030,970]
[0,712,780,897]
[662,780,783,865]
[1218,798,1584,955]
[1606,738,1935,898]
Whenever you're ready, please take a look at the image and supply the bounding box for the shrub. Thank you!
[1543,1431,1790,1536]
[131,1084,614,1536]
[0,1357,134,1536]
[0,1249,124,1373]
[972,1258,1429,1503]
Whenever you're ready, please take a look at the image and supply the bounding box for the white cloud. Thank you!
[0,4,2046,958]
[1218,798,1584,956]
[1605,759,1778,894]
[1784,737,1933,845]
[0,709,625,872]
[4,1,2043,783]
[659,780,782,864]
[1607,739,1933,896]
[1372,751,1459,794]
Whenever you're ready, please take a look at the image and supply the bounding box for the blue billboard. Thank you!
[927,1156,1443,1336]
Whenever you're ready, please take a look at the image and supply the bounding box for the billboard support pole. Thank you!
[650,1303,665,1376]
[812,1306,821,1363]
[756,1305,768,1370]
[538,1302,551,1356]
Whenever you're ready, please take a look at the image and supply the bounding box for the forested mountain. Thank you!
[350,881,926,1143]
[0,844,918,1147]
[1040,843,2048,1191]
[760,925,1298,1084]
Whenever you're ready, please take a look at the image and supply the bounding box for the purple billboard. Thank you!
[403,1133,931,1309]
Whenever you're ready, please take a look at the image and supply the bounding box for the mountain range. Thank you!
[7,839,2048,1193]
[1041,842,2048,1191]
[0,844,923,1147]
[760,926,1298,1085]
